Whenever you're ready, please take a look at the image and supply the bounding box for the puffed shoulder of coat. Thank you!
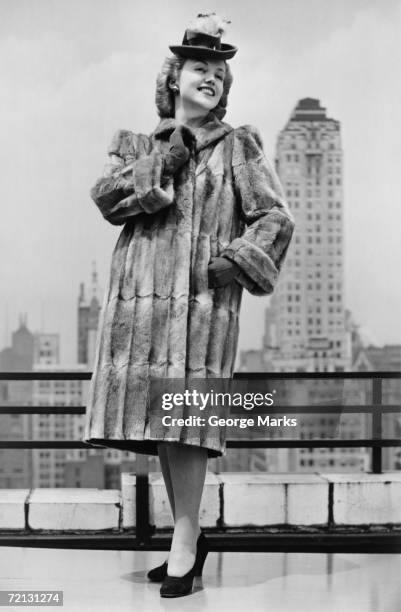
[90,130,174,225]
[222,124,295,296]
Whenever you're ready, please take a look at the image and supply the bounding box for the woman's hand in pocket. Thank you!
[208,257,241,288]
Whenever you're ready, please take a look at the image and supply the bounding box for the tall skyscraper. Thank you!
[264,97,352,373]
[77,263,101,365]
[239,99,370,474]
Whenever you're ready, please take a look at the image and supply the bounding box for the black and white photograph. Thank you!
[0,1,400,610]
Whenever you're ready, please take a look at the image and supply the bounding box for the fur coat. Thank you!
[83,113,294,457]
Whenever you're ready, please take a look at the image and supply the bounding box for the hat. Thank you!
[169,13,237,61]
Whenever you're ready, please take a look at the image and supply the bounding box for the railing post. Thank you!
[135,454,151,545]
[371,378,383,474]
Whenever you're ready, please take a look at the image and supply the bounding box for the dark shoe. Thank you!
[147,532,209,582]
[147,560,167,582]
[160,558,197,598]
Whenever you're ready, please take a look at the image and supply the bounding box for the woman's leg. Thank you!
[165,443,208,576]
[157,442,176,521]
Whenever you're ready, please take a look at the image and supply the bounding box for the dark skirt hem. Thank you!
[83,437,224,459]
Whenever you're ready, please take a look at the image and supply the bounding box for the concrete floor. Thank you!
[0,547,400,611]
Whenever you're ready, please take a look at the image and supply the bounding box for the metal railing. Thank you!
[0,370,400,553]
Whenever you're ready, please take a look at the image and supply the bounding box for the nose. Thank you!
[205,74,215,85]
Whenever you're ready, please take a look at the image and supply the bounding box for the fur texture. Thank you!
[83,114,295,457]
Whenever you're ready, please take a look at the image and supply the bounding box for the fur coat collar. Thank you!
[153,112,233,151]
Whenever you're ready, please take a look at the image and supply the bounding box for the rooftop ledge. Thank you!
[1,472,401,535]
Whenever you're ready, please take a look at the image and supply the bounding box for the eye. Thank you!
[195,66,205,72]
[216,73,224,81]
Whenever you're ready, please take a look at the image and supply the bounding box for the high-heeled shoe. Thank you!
[147,532,208,583]
[146,560,167,583]
[159,556,197,598]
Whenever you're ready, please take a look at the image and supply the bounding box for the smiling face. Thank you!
[174,58,226,117]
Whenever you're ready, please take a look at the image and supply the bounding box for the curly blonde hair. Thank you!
[155,55,233,120]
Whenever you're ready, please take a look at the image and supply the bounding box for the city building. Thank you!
[265,97,351,373]
[0,316,34,488]
[31,363,89,488]
[78,262,101,365]
[233,99,371,473]
[353,344,401,470]
[34,333,60,365]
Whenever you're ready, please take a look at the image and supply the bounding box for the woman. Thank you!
[84,13,294,598]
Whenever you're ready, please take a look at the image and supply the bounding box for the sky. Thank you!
[0,0,400,364]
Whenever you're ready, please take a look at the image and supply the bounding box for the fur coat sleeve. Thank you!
[222,125,295,296]
[90,130,174,225]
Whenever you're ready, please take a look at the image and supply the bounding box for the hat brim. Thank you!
[169,43,237,61]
